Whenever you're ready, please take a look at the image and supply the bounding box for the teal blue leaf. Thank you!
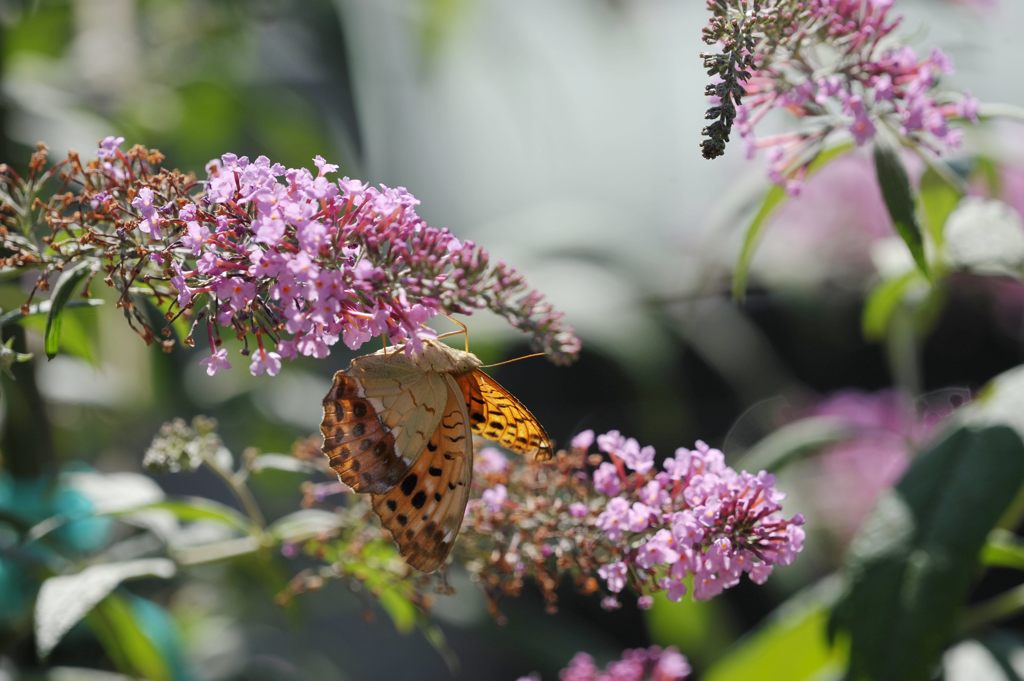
[86,593,174,681]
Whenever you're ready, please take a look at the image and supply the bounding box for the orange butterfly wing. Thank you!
[370,375,473,572]
[457,369,553,461]
[320,372,410,494]
[321,341,551,573]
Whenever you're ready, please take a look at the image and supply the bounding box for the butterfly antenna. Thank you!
[480,352,546,369]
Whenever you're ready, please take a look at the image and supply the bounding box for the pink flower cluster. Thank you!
[703,0,977,192]
[94,138,579,375]
[800,388,967,542]
[582,430,805,605]
[518,646,690,681]
[459,431,803,611]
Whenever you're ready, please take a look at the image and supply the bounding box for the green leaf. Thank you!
[862,271,923,341]
[977,102,1024,124]
[420,0,468,62]
[973,155,1003,197]
[22,310,100,364]
[51,306,99,364]
[35,558,176,658]
[115,498,252,533]
[269,509,342,543]
[961,365,1024,448]
[919,165,963,249]
[378,586,417,633]
[339,538,421,634]
[737,416,855,473]
[646,592,737,668]
[86,593,173,681]
[44,667,142,681]
[733,143,853,300]
[44,260,95,360]
[981,530,1024,571]
[0,298,104,327]
[172,536,263,566]
[417,617,459,674]
[873,142,929,277]
[704,578,845,681]
[831,425,1024,681]
[66,471,165,514]
[249,453,321,475]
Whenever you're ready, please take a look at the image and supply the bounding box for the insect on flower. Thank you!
[320,337,552,571]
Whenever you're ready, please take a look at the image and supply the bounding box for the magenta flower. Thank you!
[249,348,282,377]
[597,431,655,474]
[591,437,804,604]
[635,530,680,570]
[26,140,580,378]
[593,462,623,496]
[200,348,232,376]
[596,497,632,541]
[462,431,804,609]
[475,448,510,475]
[552,647,690,681]
[701,0,976,190]
[561,653,599,681]
[481,484,508,513]
[170,265,193,308]
[571,429,596,450]
[799,389,967,542]
[131,187,161,236]
[97,135,125,160]
[597,561,629,593]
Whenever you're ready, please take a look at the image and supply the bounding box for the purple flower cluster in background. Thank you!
[517,646,691,681]
[799,388,967,541]
[59,139,581,375]
[701,0,977,192]
[585,431,804,604]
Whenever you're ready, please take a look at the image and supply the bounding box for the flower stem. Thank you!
[959,582,1024,635]
[200,449,267,531]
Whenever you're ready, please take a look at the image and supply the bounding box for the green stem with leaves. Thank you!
[199,449,267,531]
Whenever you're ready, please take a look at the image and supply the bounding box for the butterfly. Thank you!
[320,338,552,572]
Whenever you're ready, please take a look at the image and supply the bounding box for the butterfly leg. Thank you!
[438,315,469,352]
